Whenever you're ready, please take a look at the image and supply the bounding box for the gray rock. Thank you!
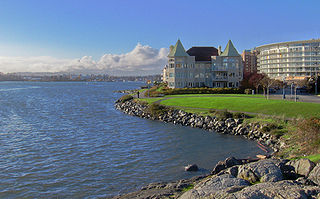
[308,163,320,185]
[185,164,198,172]
[211,160,226,175]
[237,159,283,183]
[179,174,250,199]
[211,157,243,175]
[229,180,320,199]
[286,158,316,177]
[296,177,317,186]
[225,157,243,167]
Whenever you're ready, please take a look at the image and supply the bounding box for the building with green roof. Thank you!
[163,39,243,88]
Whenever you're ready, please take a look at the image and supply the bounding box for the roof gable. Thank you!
[220,40,240,57]
[168,39,189,57]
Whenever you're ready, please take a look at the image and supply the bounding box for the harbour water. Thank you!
[0,81,264,198]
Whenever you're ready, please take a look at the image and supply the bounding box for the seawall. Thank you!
[114,99,281,154]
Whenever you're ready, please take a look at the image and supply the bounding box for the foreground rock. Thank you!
[112,175,207,199]
[237,159,284,183]
[112,157,320,198]
[228,180,320,199]
[179,174,251,199]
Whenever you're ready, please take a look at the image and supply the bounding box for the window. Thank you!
[169,73,174,77]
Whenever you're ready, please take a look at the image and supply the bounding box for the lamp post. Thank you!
[282,77,286,99]
[316,73,318,95]
[290,83,293,99]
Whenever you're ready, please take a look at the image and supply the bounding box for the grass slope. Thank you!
[160,97,320,118]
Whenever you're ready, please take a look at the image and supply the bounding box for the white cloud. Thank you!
[0,44,169,75]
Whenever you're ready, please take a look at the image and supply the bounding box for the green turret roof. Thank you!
[220,40,240,57]
[168,39,189,57]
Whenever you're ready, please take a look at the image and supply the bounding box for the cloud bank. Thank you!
[0,44,169,75]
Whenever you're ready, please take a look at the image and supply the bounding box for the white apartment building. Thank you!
[163,39,243,88]
[256,39,320,80]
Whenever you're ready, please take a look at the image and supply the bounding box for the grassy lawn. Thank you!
[137,97,163,104]
[164,94,265,98]
[160,97,320,118]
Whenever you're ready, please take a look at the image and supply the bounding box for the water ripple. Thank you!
[0,81,265,198]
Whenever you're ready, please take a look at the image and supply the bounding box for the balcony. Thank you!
[212,66,227,71]
[212,76,228,81]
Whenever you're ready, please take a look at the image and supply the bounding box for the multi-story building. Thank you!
[241,49,258,74]
[256,39,320,80]
[163,39,243,88]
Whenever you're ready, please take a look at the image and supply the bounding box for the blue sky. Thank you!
[0,0,319,75]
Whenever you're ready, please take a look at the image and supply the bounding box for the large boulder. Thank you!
[179,174,250,199]
[308,163,320,185]
[237,159,283,183]
[211,157,243,175]
[230,180,320,199]
[184,164,198,172]
[286,158,316,177]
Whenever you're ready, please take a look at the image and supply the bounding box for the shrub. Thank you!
[270,129,287,138]
[261,123,279,133]
[293,117,320,154]
[213,109,233,120]
[244,89,252,95]
[162,87,242,95]
[118,94,133,103]
[233,112,251,119]
[148,103,169,117]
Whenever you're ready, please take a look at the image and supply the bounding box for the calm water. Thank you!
[0,81,264,198]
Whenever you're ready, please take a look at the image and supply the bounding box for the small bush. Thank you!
[209,109,216,113]
[118,94,133,103]
[233,112,251,119]
[244,89,252,95]
[213,109,233,119]
[162,87,242,95]
[148,103,169,117]
[261,123,280,133]
[293,117,320,155]
[270,129,287,138]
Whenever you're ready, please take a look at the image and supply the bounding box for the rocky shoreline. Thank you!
[112,99,320,198]
[115,99,282,153]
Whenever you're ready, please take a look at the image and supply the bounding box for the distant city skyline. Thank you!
[0,0,319,75]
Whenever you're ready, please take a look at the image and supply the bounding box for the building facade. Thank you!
[163,39,243,88]
[241,49,258,74]
[256,39,320,80]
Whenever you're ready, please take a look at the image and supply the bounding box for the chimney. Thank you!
[169,45,174,53]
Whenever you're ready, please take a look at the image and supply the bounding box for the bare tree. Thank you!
[260,76,281,100]
[294,78,308,102]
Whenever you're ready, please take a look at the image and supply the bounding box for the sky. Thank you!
[0,0,319,75]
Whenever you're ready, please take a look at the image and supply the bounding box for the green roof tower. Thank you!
[168,39,189,57]
[220,40,240,57]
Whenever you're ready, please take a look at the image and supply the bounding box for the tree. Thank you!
[293,78,309,102]
[260,76,281,99]
[248,73,266,94]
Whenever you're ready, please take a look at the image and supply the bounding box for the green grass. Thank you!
[137,97,163,104]
[164,94,265,98]
[160,97,320,118]
[291,154,320,163]
[181,184,194,192]
[305,154,320,162]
